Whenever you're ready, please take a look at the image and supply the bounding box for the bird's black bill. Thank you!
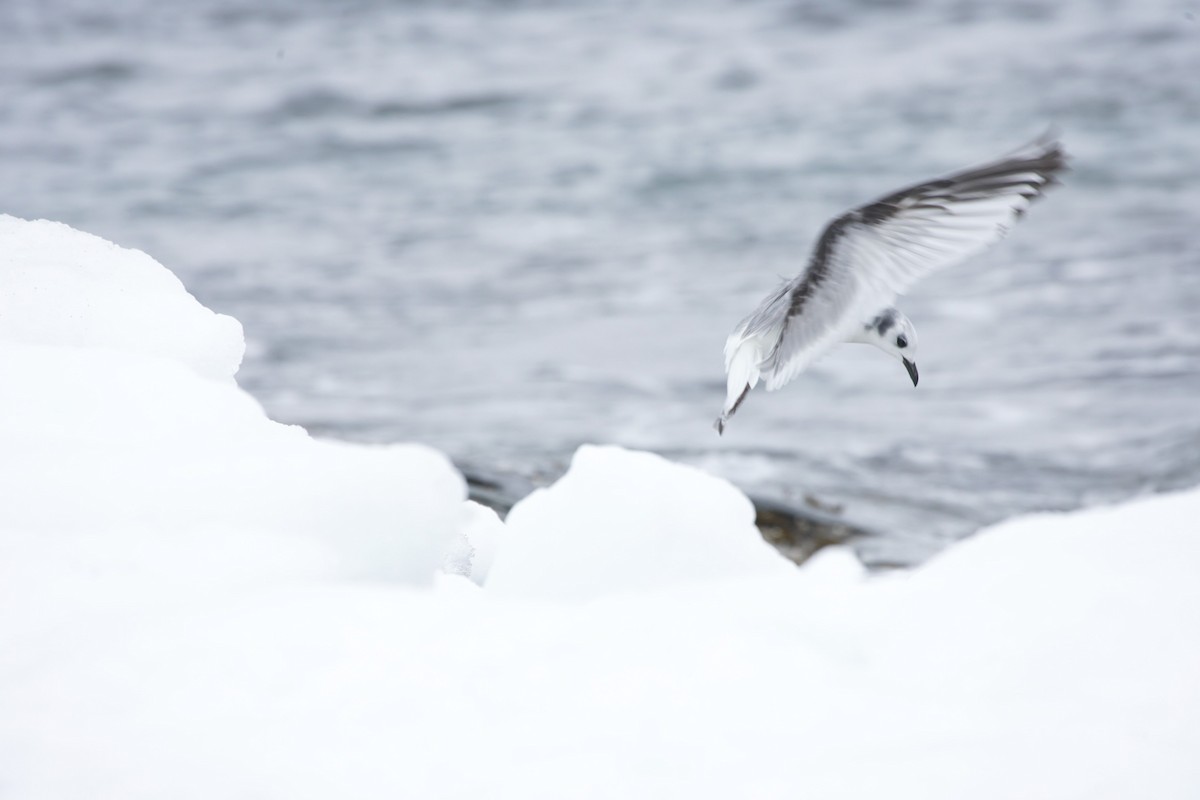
[903,358,919,387]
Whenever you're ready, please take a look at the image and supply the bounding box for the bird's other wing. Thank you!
[757,216,882,391]
[845,129,1068,300]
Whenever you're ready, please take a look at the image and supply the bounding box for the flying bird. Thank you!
[715,131,1067,435]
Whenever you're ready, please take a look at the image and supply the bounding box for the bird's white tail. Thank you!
[714,331,766,434]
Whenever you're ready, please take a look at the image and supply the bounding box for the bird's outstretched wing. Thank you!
[759,130,1067,390]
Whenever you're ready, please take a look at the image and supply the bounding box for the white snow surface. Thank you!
[2,216,1199,798]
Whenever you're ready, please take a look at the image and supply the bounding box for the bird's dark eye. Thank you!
[896,335,908,348]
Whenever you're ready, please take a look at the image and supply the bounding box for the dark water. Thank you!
[4,0,1200,564]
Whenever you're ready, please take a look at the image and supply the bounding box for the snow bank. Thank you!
[1,215,1198,799]
[7,483,1198,800]
[487,444,794,600]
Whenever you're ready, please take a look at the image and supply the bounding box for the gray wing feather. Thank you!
[733,280,792,343]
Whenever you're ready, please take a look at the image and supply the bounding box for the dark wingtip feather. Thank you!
[856,129,1069,230]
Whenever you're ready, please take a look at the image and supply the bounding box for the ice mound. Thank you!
[0,214,464,583]
[0,214,244,382]
[443,500,504,584]
[486,444,795,601]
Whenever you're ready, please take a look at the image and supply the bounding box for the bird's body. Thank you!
[715,132,1067,434]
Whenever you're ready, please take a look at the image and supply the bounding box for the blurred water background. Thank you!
[4,0,1199,565]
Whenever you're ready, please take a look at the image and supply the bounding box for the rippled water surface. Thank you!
[5,0,1199,564]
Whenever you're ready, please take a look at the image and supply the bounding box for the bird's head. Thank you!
[864,309,919,386]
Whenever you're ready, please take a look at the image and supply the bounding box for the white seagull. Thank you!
[715,131,1067,435]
